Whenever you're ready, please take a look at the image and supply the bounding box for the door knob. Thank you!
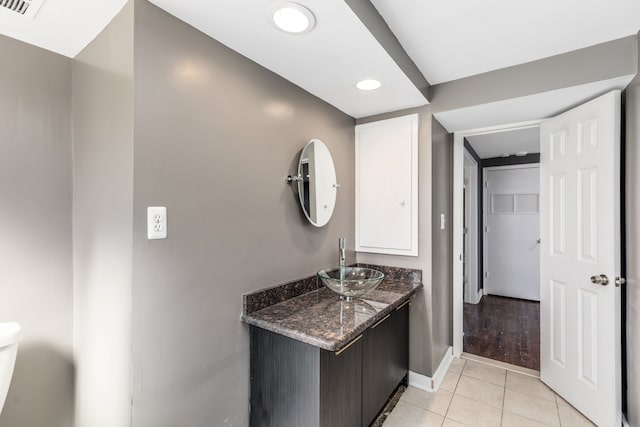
[590,274,609,286]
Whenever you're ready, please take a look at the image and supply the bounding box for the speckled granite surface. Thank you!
[355,264,422,284]
[242,278,421,352]
[243,275,319,315]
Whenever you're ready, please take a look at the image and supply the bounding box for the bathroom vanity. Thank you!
[242,266,421,427]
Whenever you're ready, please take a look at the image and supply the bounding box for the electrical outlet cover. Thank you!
[147,207,167,239]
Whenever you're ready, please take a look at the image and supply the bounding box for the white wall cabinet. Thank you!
[355,114,418,256]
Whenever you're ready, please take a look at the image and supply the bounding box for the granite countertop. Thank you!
[242,278,421,352]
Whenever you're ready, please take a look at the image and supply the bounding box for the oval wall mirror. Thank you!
[296,139,337,227]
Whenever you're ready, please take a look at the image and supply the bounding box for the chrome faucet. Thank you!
[339,238,346,268]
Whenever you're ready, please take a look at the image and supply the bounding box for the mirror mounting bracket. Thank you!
[285,175,303,184]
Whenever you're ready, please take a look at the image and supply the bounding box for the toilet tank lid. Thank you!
[0,323,22,348]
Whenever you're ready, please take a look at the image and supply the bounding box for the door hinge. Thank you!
[484,181,488,188]
[615,277,626,287]
[463,227,469,234]
[485,271,489,278]
[485,226,489,233]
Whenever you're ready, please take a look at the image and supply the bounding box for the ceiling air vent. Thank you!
[0,0,46,19]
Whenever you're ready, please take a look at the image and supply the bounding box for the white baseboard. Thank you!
[408,371,432,392]
[465,289,484,305]
[475,289,483,304]
[409,346,454,393]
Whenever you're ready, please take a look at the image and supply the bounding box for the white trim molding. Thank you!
[462,149,479,305]
[474,289,483,304]
[409,347,454,393]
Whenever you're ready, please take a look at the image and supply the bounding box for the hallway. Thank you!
[463,295,540,370]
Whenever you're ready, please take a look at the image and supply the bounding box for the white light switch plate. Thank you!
[147,207,167,239]
[440,214,446,230]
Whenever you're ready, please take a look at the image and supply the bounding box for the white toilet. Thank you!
[0,322,22,414]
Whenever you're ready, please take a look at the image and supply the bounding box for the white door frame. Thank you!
[463,150,479,303]
[453,120,541,357]
[483,163,541,299]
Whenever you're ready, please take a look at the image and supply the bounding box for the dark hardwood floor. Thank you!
[463,294,540,370]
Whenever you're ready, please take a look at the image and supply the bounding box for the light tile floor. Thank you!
[383,358,596,427]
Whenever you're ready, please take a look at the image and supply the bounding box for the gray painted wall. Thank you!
[431,35,638,113]
[71,3,134,426]
[623,31,640,427]
[430,117,453,372]
[130,1,355,425]
[0,36,73,427]
[355,106,436,375]
[353,113,453,381]
[355,109,453,377]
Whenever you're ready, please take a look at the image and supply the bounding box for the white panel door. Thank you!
[485,165,540,301]
[540,91,621,426]
[355,114,418,256]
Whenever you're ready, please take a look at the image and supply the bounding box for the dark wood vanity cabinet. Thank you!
[362,301,409,426]
[319,336,363,427]
[249,301,409,427]
[249,327,362,427]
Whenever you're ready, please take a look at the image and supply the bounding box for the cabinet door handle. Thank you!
[371,314,391,330]
[396,300,410,311]
[335,334,362,356]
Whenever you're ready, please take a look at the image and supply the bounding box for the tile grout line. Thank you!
[503,374,564,427]
[452,364,511,412]
[462,352,540,378]
[396,398,447,420]
[500,371,507,427]
[442,362,462,425]
[555,393,563,427]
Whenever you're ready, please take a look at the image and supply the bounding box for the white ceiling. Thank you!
[0,0,127,57]
[148,0,428,119]
[466,127,540,159]
[372,0,640,84]
[1,0,639,119]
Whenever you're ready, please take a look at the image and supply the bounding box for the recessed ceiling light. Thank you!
[356,79,382,91]
[271,2,315,34]
[515,151,528,156]
[501,153,510,158]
